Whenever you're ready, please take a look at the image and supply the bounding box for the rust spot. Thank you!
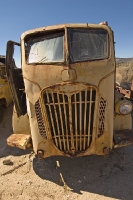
[71,147,76,155]
[23,76,41,91]
[37,150,44,160]
[103,147,110,156]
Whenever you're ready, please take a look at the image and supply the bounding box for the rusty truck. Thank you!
[5,22,133,159]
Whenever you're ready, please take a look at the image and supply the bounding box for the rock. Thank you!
[3,159,13,165]
[27,180,32,184]
[56,160,60,168]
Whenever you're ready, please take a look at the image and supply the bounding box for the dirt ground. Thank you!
[0,104,133,200]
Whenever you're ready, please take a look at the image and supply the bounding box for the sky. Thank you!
[0,0,133,63]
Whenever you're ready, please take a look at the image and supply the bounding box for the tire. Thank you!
[0,105,3,124]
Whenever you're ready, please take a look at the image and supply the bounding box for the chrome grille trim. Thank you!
[42,85,96,153]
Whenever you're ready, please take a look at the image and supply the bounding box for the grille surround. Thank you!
[40,83,97,154]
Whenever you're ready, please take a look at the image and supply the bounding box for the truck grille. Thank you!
[42,86,96,153]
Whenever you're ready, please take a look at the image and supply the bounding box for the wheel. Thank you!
[0,105,3,124]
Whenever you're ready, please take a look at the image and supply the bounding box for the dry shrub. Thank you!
[116,58,133,84]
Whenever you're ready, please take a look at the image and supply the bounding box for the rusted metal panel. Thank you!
[37,83,97,156]
[7,134,31,150]
[61,69,77,81]
[0,56,12,107]
[6,41,26,117]
[21,23,112,41]
[114,114,132,130]
[98,97,106,137]
[114,130,133,148]
[12,106,31,136]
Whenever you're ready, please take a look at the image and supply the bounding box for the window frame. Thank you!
[67,28,110,64]
[25,30,66,65]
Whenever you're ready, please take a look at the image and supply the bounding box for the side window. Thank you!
[13,45,21,68]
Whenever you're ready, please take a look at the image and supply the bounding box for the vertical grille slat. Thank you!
[45,91,58,147]
[37,85,97,154]
[68,96,75,151]
[74,94,78,151]
[83,89,87,150]
[51,92,62,150]
[87,87,92,146]
[57,93,66,151]
[79,92,82,150]
[62,94,70,150]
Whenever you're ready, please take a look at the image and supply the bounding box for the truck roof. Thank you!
[21,23,111,40]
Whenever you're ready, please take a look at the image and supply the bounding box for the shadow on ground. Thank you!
[32,110,133,199]
[33,146,133,200]
[0,103,31,158]
[1,103,133,199]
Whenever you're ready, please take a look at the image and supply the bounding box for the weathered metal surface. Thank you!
[12,105,31,135]
[103,147,110,156]
[115,90,124,103]
[61,69,77,81]
[6,41,27,117]
[37,150,44,160]
[98,97,106,137]
[21,23,112,40]
[35,100,47,139]
[7,134,31,150]
[114,113,132,130]
[6,23,133,158]
[38,83,97,155]
[0,56,12,108]
[114,130,133,148]
[115,81,133,99]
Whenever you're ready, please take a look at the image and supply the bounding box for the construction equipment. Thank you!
[0,56,12,123]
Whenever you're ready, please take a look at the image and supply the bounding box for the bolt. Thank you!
[37,150,44,160]
[103,147,110,157]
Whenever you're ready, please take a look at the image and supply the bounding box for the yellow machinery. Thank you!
[0,56,12,123]
[5,22,133,159]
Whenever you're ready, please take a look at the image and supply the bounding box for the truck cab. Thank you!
[5,22,133,158]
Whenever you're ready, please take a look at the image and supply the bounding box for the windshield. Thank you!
[26,33,64,64]
[68,28,109,63]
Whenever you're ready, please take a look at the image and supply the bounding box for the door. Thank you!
[6,40,27,117]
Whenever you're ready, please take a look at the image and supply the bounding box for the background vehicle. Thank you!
[0,55,12,123]
[5,22,133,159]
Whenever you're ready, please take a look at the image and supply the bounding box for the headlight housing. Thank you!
[115,100,132,115]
